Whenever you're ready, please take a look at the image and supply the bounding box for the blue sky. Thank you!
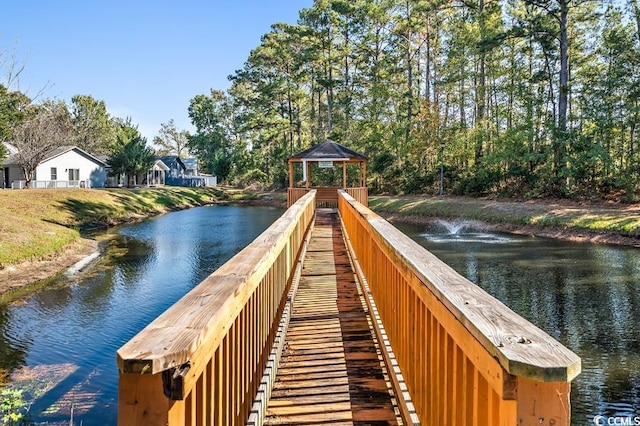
[1,0,313,141]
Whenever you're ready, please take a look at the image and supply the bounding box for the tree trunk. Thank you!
[475,0,486,164]
[326,31,334,135]
[343,20,351,139]
[556,0,569,189]
[404,0,414,150]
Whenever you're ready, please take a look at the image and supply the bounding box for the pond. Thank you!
[395,219,640,425]
[0,205,284,425]
[2,208,638,424]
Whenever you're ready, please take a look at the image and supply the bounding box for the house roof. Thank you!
[182,158,198,169]
[2,145,107,167]
[152,159,170,171]
[44,146,108,166]
[288,140,367,162]
[159,155,186,170]
[2,142,19,165]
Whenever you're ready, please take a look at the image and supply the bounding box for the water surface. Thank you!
[0,205,284,425]
[396,220,640,425]
[3,209,638,424]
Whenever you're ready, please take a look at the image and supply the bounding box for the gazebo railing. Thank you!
[287,187,367,207]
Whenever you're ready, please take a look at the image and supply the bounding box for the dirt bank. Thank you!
[0,238,99,300]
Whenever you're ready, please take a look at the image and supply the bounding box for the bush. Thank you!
[236,168,269,188]
[1,389,29,425]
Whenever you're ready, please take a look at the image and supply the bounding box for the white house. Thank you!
[2,145,108,189]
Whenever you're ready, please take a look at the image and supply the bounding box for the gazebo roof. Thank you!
[288,140,367,162]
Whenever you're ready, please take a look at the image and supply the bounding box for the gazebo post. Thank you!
[342,162,347,189]
[305,161,310,189]
[288,161,294,188]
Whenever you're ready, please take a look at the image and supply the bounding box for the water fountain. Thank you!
[435,219,472,235]
[422,219,513,244]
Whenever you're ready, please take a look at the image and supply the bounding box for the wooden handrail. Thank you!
[338,190,580,425]
[117,191,316,425]
[287,186,368,207]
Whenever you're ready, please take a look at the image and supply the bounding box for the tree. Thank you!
[187,0,640,198]
[152,119,190,156]
[9,101,71,188]
[70,94,116,155]
[0,84,30,142]
[188,90,237,182]
[107,130,155,187]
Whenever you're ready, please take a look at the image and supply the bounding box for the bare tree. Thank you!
[9,103,71,188]
[1,38,49,101]
[153,119,190,156]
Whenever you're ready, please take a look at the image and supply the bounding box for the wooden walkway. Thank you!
[265,209,400,425]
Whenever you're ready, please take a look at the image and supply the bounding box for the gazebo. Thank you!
[287,140,368,207]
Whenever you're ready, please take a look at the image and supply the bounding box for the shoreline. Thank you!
[0,237,100,301]
[2,199,639,301]
[380,212,640,248]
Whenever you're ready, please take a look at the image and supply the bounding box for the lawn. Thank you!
[0,187,223,268]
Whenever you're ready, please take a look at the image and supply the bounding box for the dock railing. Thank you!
[288,186,368,207]
[117,191,316,425]
[338,190,581,425]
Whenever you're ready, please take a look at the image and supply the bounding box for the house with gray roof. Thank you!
[2,144,107,189]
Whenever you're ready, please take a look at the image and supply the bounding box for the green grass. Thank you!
[4,188,636,270]
[0,187,225,268]
[369,195,640,237]
[0,186,288,269]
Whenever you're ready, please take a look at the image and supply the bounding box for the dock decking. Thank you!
[264,209,401,425]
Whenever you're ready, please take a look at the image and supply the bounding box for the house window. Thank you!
[51,167,57,180]
[68,169,80,181]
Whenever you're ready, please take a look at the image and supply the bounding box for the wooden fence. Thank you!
[338,190,581,425]
[117,191,316,425]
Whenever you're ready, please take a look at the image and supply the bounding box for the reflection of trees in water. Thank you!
[600,357,640,414]
[32,284,74,311]
[0,307,28,383]
[403,228,640,421]
[75,237,152,315]
[480,246,640,420]
[105,235,155,286]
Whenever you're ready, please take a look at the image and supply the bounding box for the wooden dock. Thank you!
[264,209,401,425]
[117,190,580,426]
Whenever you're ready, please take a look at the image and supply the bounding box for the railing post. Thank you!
[118,372,175,425]
[517,378,571,425]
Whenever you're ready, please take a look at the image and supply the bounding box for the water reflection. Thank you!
[0,308,28,381]
[396,221,640,425]
[0,205,284,425]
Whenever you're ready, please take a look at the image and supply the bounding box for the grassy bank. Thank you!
[0,187,230,269]
[369,195,640,238]
[3,188,638,271]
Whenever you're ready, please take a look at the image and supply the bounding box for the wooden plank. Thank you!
[264,209,399,425]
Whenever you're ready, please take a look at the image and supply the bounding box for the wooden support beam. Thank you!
[288,161,294,188]
[342,161,347,188]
